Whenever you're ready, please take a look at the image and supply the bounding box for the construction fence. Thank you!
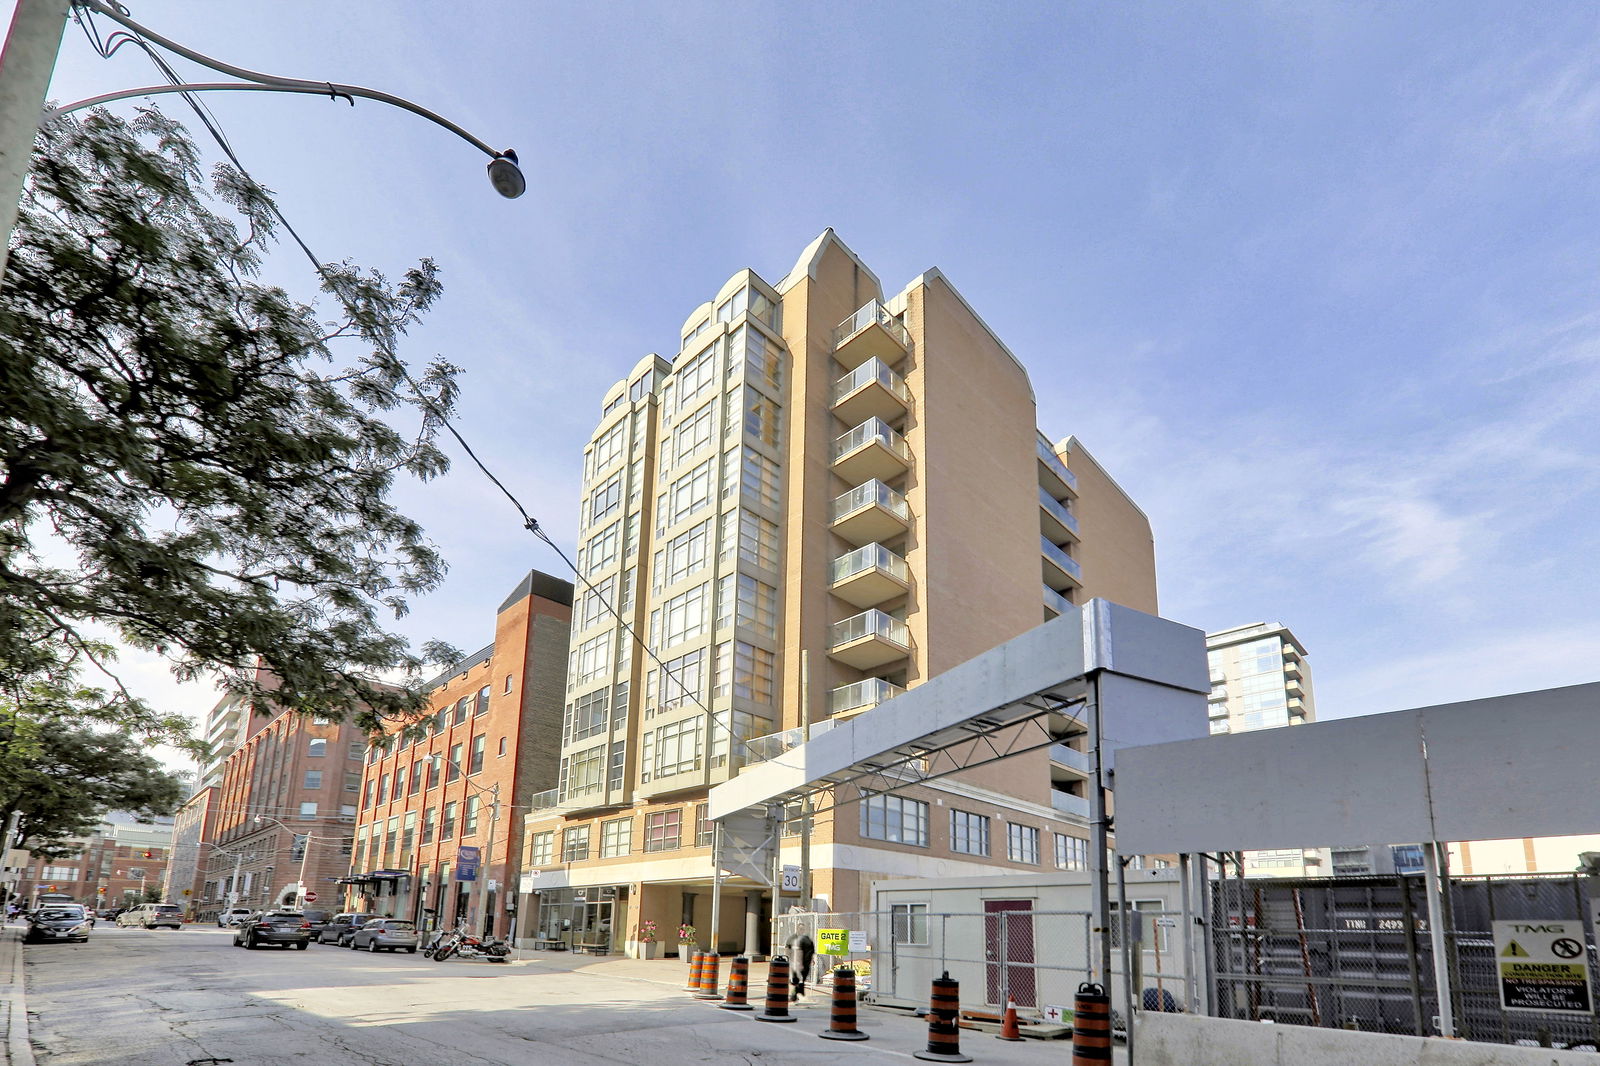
[1211,872,1600,1051]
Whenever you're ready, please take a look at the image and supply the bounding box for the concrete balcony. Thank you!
[1038,486,1080,543]
[832,300,911,371]
[1050,788,1090,820]
[1284,659,1303,680]
[831,479,910,546]
[1043,584,1072,619]
[1288,696,1308,718]
[1285,678,1304,698]
[829,608,912,670]
[1036,437,1078,498]
[829,678,905,718]
[1050,743,1090,776]
[830,542,911,609]
[832,357,910,427]
[1041,536,1083,591]
[833,418,911,484]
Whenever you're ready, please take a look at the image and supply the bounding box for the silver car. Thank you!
[349,918,418,953]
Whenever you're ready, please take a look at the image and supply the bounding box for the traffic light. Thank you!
[141,850,153,859]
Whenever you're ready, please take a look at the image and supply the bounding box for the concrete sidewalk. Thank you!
[0,927,34,1066]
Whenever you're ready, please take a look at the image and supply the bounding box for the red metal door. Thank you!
[983,899,1037,1006]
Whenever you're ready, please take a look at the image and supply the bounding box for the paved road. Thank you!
[23,926,1091,1065]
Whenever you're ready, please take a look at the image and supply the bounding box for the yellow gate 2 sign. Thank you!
[1491,920,1593,1014]
[816,929,850,956]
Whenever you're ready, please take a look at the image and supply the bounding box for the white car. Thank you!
[216,907,254,927]
[116,902,183,929]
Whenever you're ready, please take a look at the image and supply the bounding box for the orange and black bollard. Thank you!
[695,951,723,1000]
[684,950,705,993]
[818,966,869,1041]
[720,956,753,1011]
[997,999,1023,1041]
[754,954,797,1023]
[1071,982,1112,1065]
[912,972,972,1062]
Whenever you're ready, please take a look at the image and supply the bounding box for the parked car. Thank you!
[97,907,123,920]
[216,907,254,928]
[317,912,375,945]
[116,903,183,929]
[232,910,311,950]
[301,909,333,938]
[25,904,93,944]
[349,918,419,953]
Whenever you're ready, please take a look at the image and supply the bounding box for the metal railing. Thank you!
[526,788,558,811]
[1050,788,1090,818]
[829,678,905,716]
[1041,536,1084,581]
[744,719,838,762]
[1036,437,1079,491]
[1038,486,1080,534]
[1043,584,1073,616]
[832,357,911,405]
[832,479,909,523]
[834,418,910,463]
[832,301,911,351]
[829,609,910,651]
[831,542,909,585]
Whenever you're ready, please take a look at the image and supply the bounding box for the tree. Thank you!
[0,705,185,859]
[0,107,460,736]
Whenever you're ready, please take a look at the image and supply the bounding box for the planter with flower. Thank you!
[633,919,660,960]
[678,923,697,961]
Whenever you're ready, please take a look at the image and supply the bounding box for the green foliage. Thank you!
[0,107,462,737]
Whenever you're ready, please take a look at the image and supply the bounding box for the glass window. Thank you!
[469,734,486,774]
[427,753,441,789]
[421,807,436,845]
[441,800,457,839]
[563,825,591,862]
[950,810,990,856]
[712,641,775,705]
[474,686,490,716]
[1055,833,1089,871]
[651,648,706,711]
[529,831,554,866]
[694,803,715,847]
[589,473,623,526]
[668,459,714,526]
[1007,823,1040,864]
[644,718,701,781]
[673,404,715,467]
[589,419,627,476]
[410,760,423,796]
[392,765,406,796]
[463,796,480,836]
[600,818,632,857]
[565,687,610,745]
[660,520,712,587]
[584,521,621,575]
[579,576,615,630]
[643,809,682,852]
[719,509,779,571]
[376,774,389,805]
[432,708,448,734]
[299,801,318,818]
[447,744,462,782]
[891,902,929,946]
[571,631,613,687]
[860,794,929,847]
[658,582,708,647]
[345,772,360,793]
[307,738,327,757]
[453,697,470,726]
[504,674,514,694]
[498,737,507,757]
[560,744,606,800]
[303,770,323,790]
[675,342,717,410]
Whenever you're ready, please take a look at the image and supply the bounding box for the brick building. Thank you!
[201,709,367,916]
[161,786,218,911]
[11,826,170,910]
[346,569,572,938]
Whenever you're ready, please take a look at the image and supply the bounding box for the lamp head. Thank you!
[487,149,525,199]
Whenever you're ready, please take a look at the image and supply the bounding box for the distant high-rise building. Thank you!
[521,231,1159,957]
[1205,622,1325,877]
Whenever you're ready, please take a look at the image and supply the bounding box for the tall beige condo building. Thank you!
[522,231,1157,957]
[1205,621,1323,877]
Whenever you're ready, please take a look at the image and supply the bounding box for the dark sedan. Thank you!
[26,905,93,944]
[316,912,375,945]
[232,910,312,950]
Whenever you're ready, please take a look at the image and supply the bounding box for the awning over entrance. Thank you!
[336,868,413,886]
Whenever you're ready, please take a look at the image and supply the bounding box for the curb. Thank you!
[2,929,34,1066]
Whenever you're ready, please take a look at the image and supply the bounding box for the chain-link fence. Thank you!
[775,905,1194,1019]
[1210,872,1600,1050]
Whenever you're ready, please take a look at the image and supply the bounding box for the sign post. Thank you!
[1491,920,1593,1015]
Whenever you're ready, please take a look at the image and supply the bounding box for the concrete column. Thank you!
[743,891,762,958]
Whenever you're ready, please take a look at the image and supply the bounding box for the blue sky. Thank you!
[44,2,1600,757]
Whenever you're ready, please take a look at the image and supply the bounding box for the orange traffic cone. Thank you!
[997,999,1023,1042]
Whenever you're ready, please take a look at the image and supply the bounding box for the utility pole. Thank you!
[225,849,244,911]
[470,783,500,937]
[797,650,812,911]
[0,0,71,280]
[294,834,309,909]
[1086,673,1113,984]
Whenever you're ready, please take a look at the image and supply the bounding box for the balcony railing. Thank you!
[1038,486,1080,535]
[830,609,911,652]
[1050,788,1090,819]
[833,418,911,463]
[1043,584,1072,616]
[832,479,909,523]
[1041,536,1083,581]
[1036,437,1078,492]
[833,300,911,350]
[833,357,911,405]
[1050,743,1091,775]
[527,788,558,812]
[829,678,905,716]
[831,542,910,585]
[744,719,838,763]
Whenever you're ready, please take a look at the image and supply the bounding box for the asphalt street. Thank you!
[21,926,1097,1066]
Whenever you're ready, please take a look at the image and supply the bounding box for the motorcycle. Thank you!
[429,927,510,963]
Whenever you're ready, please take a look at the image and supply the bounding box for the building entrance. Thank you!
[535,886,627,954]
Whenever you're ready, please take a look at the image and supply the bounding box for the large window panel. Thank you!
[860,793,929,847]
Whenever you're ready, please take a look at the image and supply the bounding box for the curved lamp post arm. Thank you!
[47,81,360,118]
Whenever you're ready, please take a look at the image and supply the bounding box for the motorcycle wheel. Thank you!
[434,942,456,961]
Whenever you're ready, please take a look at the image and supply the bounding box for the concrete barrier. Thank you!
[1137,1013,1599,1066]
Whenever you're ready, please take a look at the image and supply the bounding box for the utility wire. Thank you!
[73,4,778,774]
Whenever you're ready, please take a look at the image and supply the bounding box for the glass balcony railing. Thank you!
[832,357,911,406]
[829,609,911,651]
[830,678,905,716]
[833,300,911,351]
[1041,536,1083,581]
[834,418,910,463]
[1038,486,1080,535]
[832,479,909,523]
[831,543,910,585]
[1036,437,1078,491]
[527,788,558,811]
[1043,584,1072,616]
[744,719,837,763]
[1051,788,1090,819]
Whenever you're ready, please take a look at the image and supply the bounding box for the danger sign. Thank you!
[1491,920,1593,1014]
